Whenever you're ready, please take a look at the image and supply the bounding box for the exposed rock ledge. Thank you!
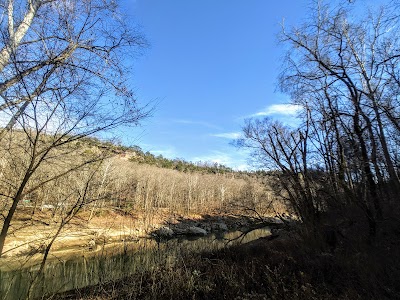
[151,215,290,240]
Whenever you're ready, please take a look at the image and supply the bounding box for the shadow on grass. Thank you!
[58,209,400,300]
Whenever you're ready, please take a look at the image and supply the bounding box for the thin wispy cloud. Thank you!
[0,111,11,127]
[172,119,221,130]
[148,147,178,158]
[0,103,78,134]
[192,151,251,171]
[192,151,230,165]
[252,104,302,117]
[210,132,241,139]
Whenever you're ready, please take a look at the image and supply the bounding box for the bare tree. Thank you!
[0,0,147,132]
[237,118,321,224]
[0,0,149,257]
[239,0,400,237]
[26,163,105,299]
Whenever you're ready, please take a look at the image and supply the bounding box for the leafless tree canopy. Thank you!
[0,0,149,257]
[0,0,148,134]
[238,0,400,236]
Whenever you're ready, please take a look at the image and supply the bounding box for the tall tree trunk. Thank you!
[353,109,380,236]
[0,170,32,256]
[371,98,400,193]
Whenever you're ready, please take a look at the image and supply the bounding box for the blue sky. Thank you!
[116,1,315,170]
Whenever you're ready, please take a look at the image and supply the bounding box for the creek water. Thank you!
[0,228,270,300]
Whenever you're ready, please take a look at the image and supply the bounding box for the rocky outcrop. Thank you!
[264,217,284,225]
[187,226,207,236]
[150,215,289,241]
[212,222,228,232]
[153,226,175,239]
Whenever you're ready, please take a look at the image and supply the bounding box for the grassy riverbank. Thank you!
[58,219,400,300]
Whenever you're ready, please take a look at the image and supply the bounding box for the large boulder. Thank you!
[154,226,175,238]
[201,224,212,233]
[188,226,207,236]
[212,222,228,232]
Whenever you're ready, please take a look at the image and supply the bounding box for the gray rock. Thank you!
[188,226,207,236]
[264,217,284,224]
[212,222,228,232]
[200,224,212,232]
[154,226,174,238]
[238,219,249,227]
[173,227,187,235]
[218,222,228,231]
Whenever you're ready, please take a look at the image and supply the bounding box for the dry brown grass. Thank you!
[58,219,400,300]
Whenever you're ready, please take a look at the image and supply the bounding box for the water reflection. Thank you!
[0,228,270,300]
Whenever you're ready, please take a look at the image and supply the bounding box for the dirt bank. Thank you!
[0,207,274,268]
